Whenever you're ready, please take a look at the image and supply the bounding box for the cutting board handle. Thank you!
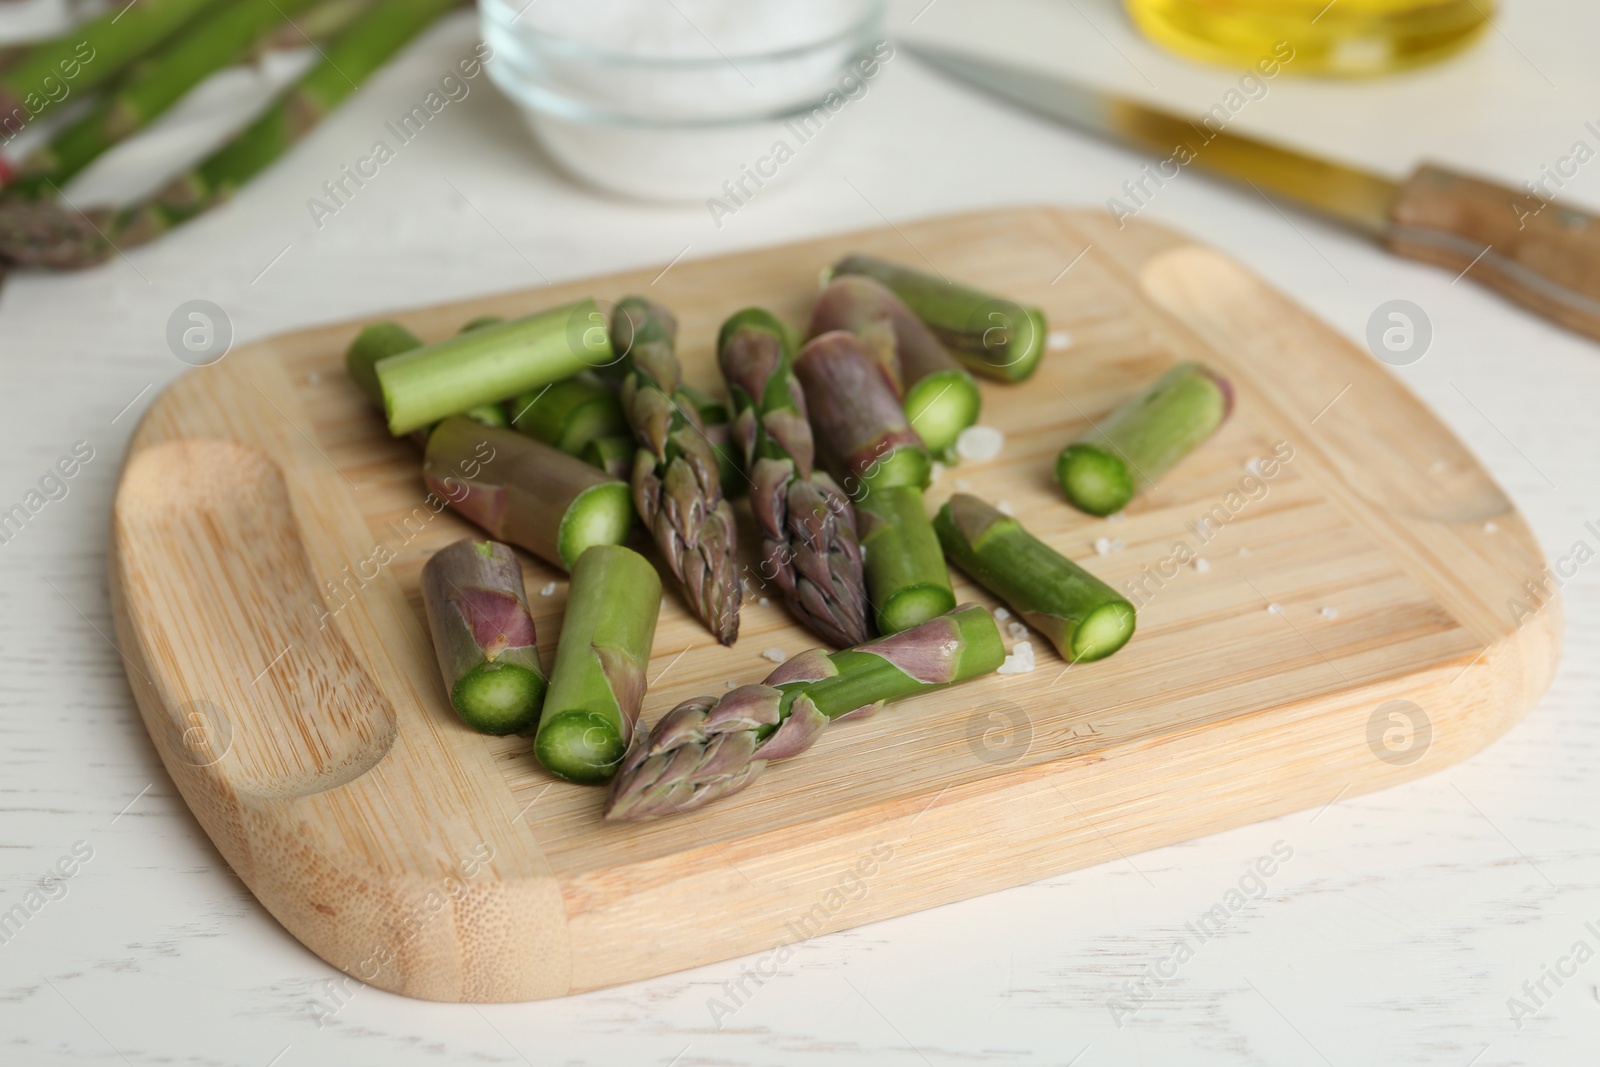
[112,439,396,799]
[1389,162,1600,341]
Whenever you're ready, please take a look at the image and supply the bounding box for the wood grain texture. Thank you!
[107,206,1561,1002]
[1389,162,1600,341]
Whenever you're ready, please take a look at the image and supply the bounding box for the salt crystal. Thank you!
[997,500,1014,516]
[993,607,1011,621]
[1093,537,1124,556]
[540,582,557,597]
[726,680,737,689]
[758,597,770,607]
[956,426,1004,463]
[1320,606,1339,619]
[1238,547,1252,557]
[1106,511,1126,523]
[1192,558,1210,573]
[930,461,946,482]
[761,648,787,664]
[1244,457,1262,475]
[954,478,972,492]
[1007,621,1028,642]
[1267,603,1283,615]
[307,371,322,385]
[996,641,1036,674]
[1047,330,1073,350]
[1483,521,1498,533]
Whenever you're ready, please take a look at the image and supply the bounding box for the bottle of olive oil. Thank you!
[1124,0,1493,76]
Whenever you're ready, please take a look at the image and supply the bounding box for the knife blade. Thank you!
[910,43,1600,342]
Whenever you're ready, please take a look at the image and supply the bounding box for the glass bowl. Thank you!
[480,0,887,201]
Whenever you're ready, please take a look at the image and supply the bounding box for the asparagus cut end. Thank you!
[878,584,958,636]
[861,444,932,494]
[556,482,636,570]
[1056,443,1133,516]
[534,709,626,784]
[345,322,421,404]
[451,661,547,735]
[903,368,981,456]
[1066,600,1137,662]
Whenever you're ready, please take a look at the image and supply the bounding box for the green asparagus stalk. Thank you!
[4,0,332,199]
[1056,361,1233,516]
[0,0,220,136]
[830,253,1048,383]
[718,307,869,647]
[793,330,931,497]
[378,299,612,435]
[421,538,547,734]
[510,376,627,455]
[855,485,955,635]
[0,0,459,269]
[245,0,373,58]
[809,275,982,459]
[423,417,635,571]
[345,320,502,435]
[936,494,1136,662]
[534,545,661,784]
[582,433,634,479]
[604,605,1005,820]
[615,295,741,646]
[345,321,421,405]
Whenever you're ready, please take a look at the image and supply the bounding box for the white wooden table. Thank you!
[3,2,1597,1064]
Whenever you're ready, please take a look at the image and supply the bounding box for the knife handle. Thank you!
[1387,163,1600,341]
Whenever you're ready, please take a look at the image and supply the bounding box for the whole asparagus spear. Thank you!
[719,307,868,647]
[535,545,661,784]
[0,0,459,269]
[614,295,741,646]
[421,538,547,735]
[936,494,1136,662]
[809,275,982,460]
[604,606,1005,821]
[793,330,931,496]
[830,254,1048,383]
[1057,361,1233,516]
[0,0,220,137]
[5,0,339,199]
[423,417,635,571]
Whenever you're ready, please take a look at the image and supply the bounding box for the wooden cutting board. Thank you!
[108,207,1561,1003]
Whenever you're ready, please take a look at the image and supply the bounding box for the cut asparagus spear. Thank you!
[0,0,220,135]
[582,433,634,479]
[615,295,741,646]
[793,330,931,497]
[936,494,1136,661]
[424,417,634,571]
[830,253,1048,383]
[345,321,420,405]
[459,315,504,333]
[809,275,982,459]
[421,538,547,735]
[5,0,333,199]
[510,376,627,455]
[379,299,612,435]
[535,544,661,784]
[719,307,869,647]
[855,485,955,634]
[0,0,459,269]
[605,605,1005,820]
[1057,361,1233,516]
